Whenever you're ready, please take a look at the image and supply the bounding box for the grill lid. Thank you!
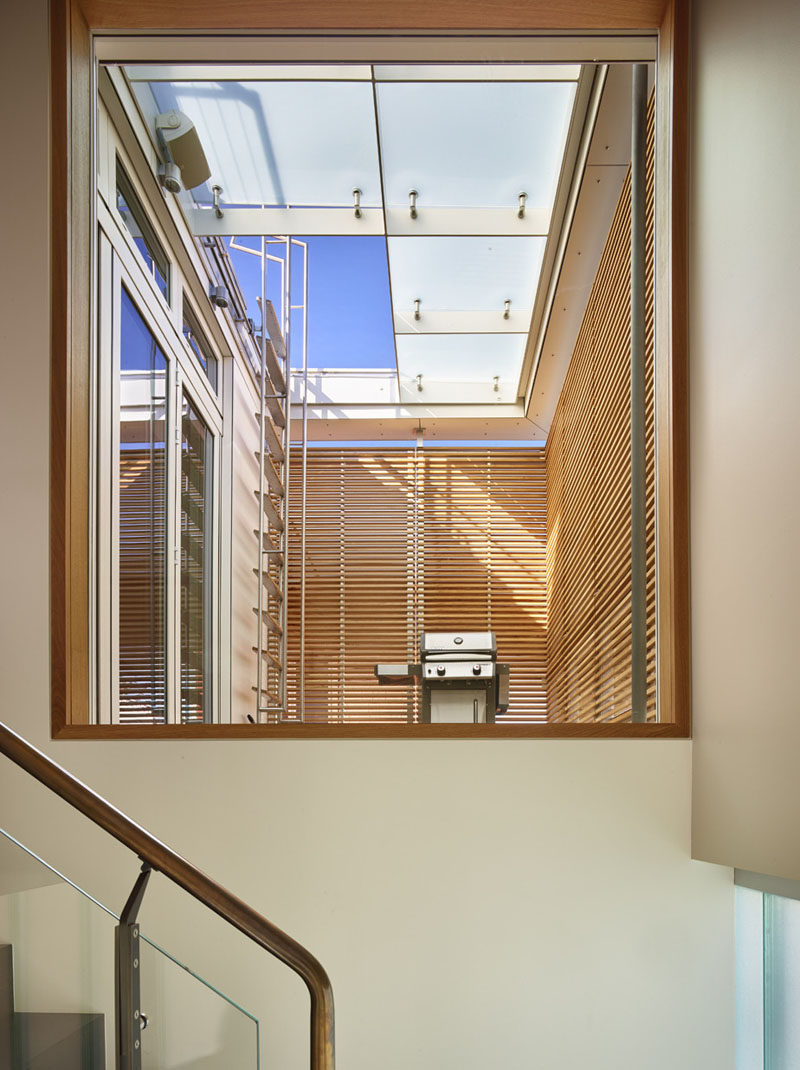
[419,631,497,659]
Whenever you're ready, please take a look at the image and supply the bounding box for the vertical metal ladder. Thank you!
[252,237,308,722]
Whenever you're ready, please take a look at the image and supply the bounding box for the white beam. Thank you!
[187,204,554,237]
[393,310,532,334]
[188,206,385,237]
[291,401,526,421]
[385,205,549,237]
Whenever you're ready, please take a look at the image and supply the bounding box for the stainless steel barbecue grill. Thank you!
[374,631,509,723]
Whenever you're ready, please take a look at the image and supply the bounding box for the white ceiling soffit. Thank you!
[525,62,641,436]
[292,415,546,444]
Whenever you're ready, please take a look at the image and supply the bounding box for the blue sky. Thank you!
[227,236,396,370]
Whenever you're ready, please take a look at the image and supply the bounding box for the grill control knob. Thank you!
[436,664,446,676]
[472,664,482,675]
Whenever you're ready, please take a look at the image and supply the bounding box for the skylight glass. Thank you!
[397,334,527,384]
[146,81,382,208]
[373,64,581,82]
[129,63,583,402]
[388,237,545,321]
[375,81,576,212]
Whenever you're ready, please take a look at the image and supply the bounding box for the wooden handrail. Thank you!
[0,720,335,1069]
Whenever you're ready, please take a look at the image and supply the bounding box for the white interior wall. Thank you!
[0,3,736,1068]
[689,0,800,877]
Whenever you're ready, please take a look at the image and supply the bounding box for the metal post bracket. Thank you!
[115,862,152,1070]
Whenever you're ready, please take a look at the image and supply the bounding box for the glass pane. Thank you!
[119,288,168,724]
[735,885,764,1070]
[116,162,170,300]
[376,81,576,212]
[396,333,527,393]
[374,63,582,81]
[180,392,212,724]
[1,828,259,1069]
[0,828,117,1069]
[182,300,218,390]
[388,236,545,316]
[139,936,259,1069]
[148,80,382,208]
[765,892,800,1068]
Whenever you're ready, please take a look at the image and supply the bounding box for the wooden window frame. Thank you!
[50,0,689,739]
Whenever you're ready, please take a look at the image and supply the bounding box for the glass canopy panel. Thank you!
[388,236,545,319]
[396,333,527,384]
[373,64,581,81]
[146,80,382,208]
[375,80,577,212]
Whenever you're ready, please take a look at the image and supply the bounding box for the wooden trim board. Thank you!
[50,0,690,738]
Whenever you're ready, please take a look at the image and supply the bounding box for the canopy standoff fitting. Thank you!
[212,184,224,219]
[493,375,500,392]
[504,299,511,320]
[414,298,421,321]
[416,374,423,392]
[518,192,527,219]
[352,188,362,218]
[409,189,418,219]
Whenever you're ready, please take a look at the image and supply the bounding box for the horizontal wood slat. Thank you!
[274,97,657,728]
[285,447,546,723]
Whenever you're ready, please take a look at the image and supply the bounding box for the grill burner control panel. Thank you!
[427,662,493,680]
[374,631,509,723]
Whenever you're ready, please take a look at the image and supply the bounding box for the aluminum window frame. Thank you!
[95,107,224,725]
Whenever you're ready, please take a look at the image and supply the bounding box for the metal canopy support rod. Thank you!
[630,63,648,724]
[298,239,310,723]
[279,236,292,717]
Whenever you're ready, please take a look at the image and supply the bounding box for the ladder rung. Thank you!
[253,411,285,463]
[254,339,286,397]
[252,567,283,602]
[253,452,285,498]
[251,686,282,706]
[252,529,283,556]
[253,490,285,533]
[254,328,287,394]
[252,646,283,672]
[264,299,287,360]
[252,606,283,636]
[266,394,286,429]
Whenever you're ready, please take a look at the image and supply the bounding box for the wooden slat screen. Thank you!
[545,95,656,723]
[285,448,547,723]
[416,450,547,722]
